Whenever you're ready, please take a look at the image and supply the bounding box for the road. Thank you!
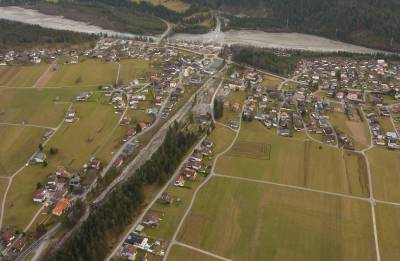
[158,19,173,44]
[106,68,226,260]
[105,136,207,261]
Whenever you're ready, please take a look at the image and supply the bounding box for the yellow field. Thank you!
[0,64,49,87]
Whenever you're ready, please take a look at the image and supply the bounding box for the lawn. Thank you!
[367,148,400,202]
[378,117,395,133]
[3,100,119,229]
[0,88,84,127]
[328,111,370,150]
[44,59,118,87]
[0,64,49,87]
[260,75,283,89]
[118,59,153,85]
[167,245,221,261]
[0,126,45,176]
[215,122,370,197]
[177,176,376,261]
[376,203,400,261]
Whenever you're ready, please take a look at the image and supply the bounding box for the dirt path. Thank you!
[33,63,55,88]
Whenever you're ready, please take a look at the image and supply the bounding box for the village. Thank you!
[0,38,225,260]
[1,36,400,260]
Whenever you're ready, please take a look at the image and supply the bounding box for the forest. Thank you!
[50,124,202,261]
[0,19,97,49]
[185,0,400,52]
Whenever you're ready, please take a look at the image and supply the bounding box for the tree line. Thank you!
[231,45,400,77]
[0,19,98,49]
[185,0,400,52]
[50,123,202,261]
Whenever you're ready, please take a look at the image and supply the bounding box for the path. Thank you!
[175,241,233,261]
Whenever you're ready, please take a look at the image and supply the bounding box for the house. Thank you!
[55,166,72,179]
[30,152,46,165]
[139,122,149,131]
[182,168,197,180]
[120,117,131,126]
[11,238,26,253]
[1,231,15,247]
[89,157,102,170]
[69,175,81,189]
[43,129,54,140]
[174,176,185,187]
[202,139,213,148]
[121,244,137,260]
[232,103,241,111]
[141,214,160,228]
[113,156,124,168]
[52,198,72,216]
[157,192,173,205]
[33,188,46,203]
[189,152,202,162]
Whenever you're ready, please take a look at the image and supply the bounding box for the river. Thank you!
[0,6,383,54]
[0,6,155,40]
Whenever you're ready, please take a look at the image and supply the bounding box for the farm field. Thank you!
[0,64,49,87]
[133,0,190,12]
[376,203,400,261]
[3,100,119,229]
[167,245,221,261]
[0,126,45,176]
[118,59,153,85]
[0,88,85,127]
[328,110,370,150]
[367,148,400,202]
[44,59,118,87]
[215,122,370,197]
[177,176,376,261]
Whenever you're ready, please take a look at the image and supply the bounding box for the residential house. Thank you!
[52,198,72,216]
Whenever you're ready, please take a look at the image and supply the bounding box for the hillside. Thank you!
[186,0,400,52]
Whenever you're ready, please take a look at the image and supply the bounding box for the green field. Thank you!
[136,0,191,12]
[0,88,84,127]
[167,245,220,261]
[3,100,118,229]
[376,203,400,261]
[45,59,118,87]
[177,176,375,261]
[0,64,49,87]
[215,122,369,197]
[367,148,400,202]
[260,75,283,89]
[217,90,247,125]
[0,126,45,176]
[209,124,236,154]
[118,59,153,85]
